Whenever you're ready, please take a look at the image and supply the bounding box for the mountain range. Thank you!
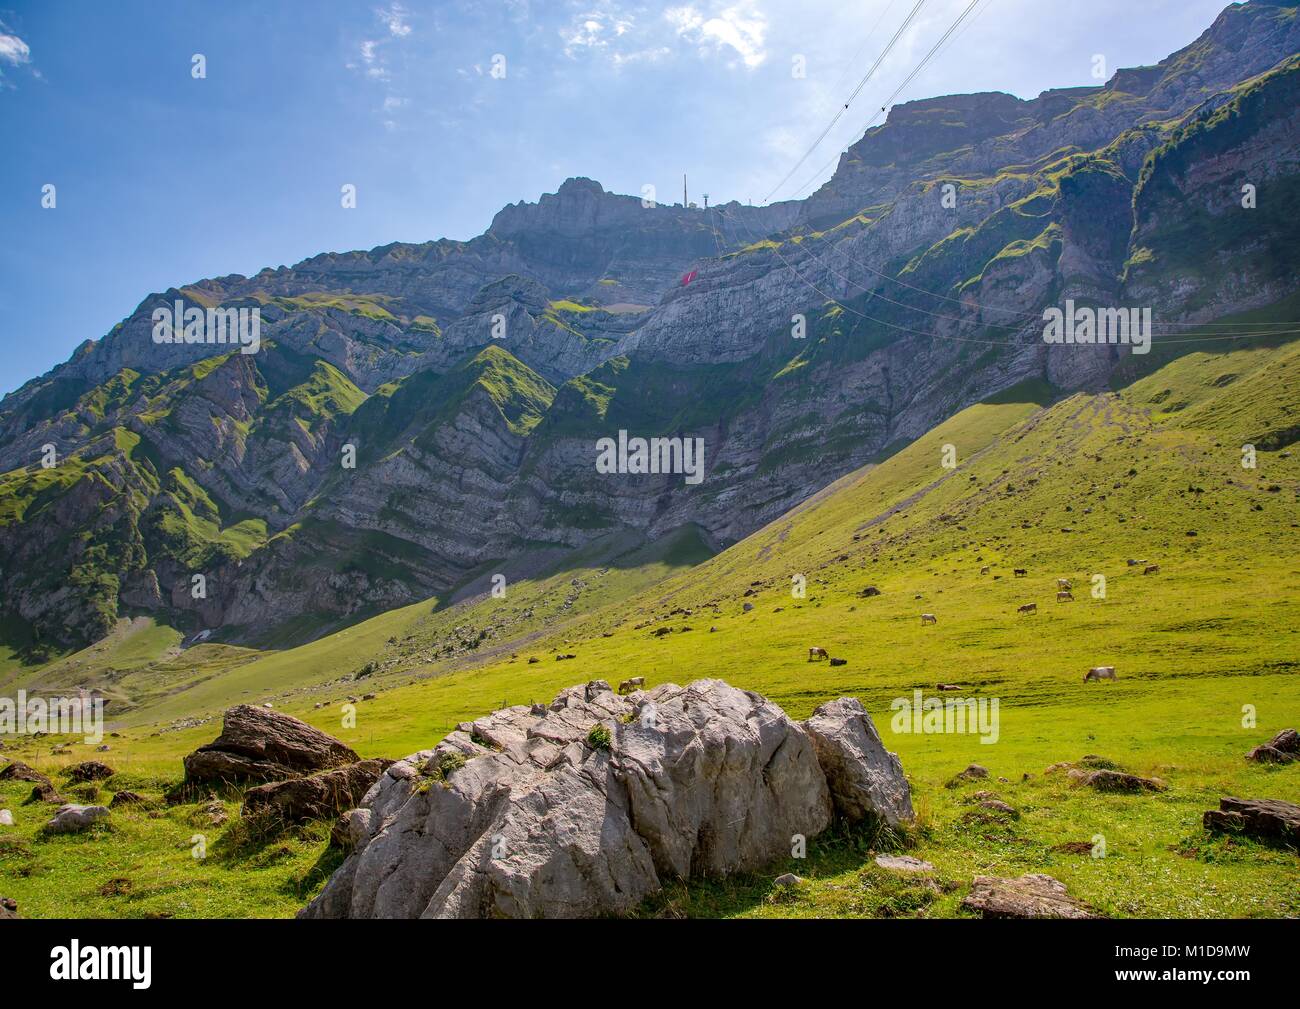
[2,0,1299,654]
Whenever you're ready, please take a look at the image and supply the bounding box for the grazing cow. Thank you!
[808,646,830,661]
[1057,591,1074,602]
[1017,603,1037,615]
[1084,666,1117,683]
[937,683,960,692]
[921,613,938,626]
[829,657,847,667]
[1014,568,1028,578]
[617,676,646,695]
[980,566,991,575]
[1057,578,1072,590]
[1143,564,1160,575]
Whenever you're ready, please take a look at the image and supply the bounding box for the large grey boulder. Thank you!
[802,697,912,827]
[301,679,890,919]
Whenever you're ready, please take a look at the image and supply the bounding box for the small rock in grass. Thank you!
[979,799,1020,819]
[773,873,804,889]
[1203,797,1299,848]
[1246,728,1298,764]
[44,804,110,834]
[946,763,989,788]
[875,854,934,873]
[962,873,1099,919]
[65,760,115,783]
[1078,770,1165,793]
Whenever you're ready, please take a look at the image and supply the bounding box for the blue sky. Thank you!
[0,0,1235,394]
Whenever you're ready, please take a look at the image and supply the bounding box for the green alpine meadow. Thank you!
[0,0,1296,931]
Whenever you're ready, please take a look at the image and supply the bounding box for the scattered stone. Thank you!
[65,759,114,785]
[95,745,111,753]
[742,602,754,612]
[773,873,804,889]
[0,760,50,785]
[1246,728,1298,764]
[859,586,881,598]
[0,897,16,920]
[1203,797,1300,848]
[28,782,65,804]
[176,704,360,791]
[196,799,228,827]
[44,804,111,834]
[978,799,1020,819]
[829,657,847,667]
[946,763,988,788]
[99,877,133,896]
[875,854,934,873]
[0,809,12,826]
[1052,841,1095,855]
[242,759,393,824]
[1077,770,1165,793]
[962,873,1099,919]
[109,790,146,808]
[802,697,913,827]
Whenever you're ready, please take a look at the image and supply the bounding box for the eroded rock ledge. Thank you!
[300,678,911,919]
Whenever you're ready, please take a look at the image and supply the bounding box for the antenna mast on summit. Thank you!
[683,173,687,208]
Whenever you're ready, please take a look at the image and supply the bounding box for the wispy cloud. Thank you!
[560,8,634,59]
[345,6,420,123]
[378,3,412,38]
[666,3,768,69]
[0,19,36,88]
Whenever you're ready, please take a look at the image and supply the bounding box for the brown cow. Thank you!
[1143,564,1160,575]
[1017,603,1037,615]
[1084,666,1117,682]
[618,676,646,695]
[808,646,829,661]
[1014,568,1028,578]
[920,614,938,626]
[1057,591,1074,602]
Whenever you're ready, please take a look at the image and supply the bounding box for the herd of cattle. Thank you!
[909,564,1142,684]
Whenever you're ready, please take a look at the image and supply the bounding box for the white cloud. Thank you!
[0,31,29,65]
[666,3,767,69]
[561,10,635,58]
[378,3,412,38]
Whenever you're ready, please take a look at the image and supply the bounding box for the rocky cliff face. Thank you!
[2,1,1298,650]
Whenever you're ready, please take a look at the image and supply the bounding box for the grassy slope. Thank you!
[2,340,1298,918]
